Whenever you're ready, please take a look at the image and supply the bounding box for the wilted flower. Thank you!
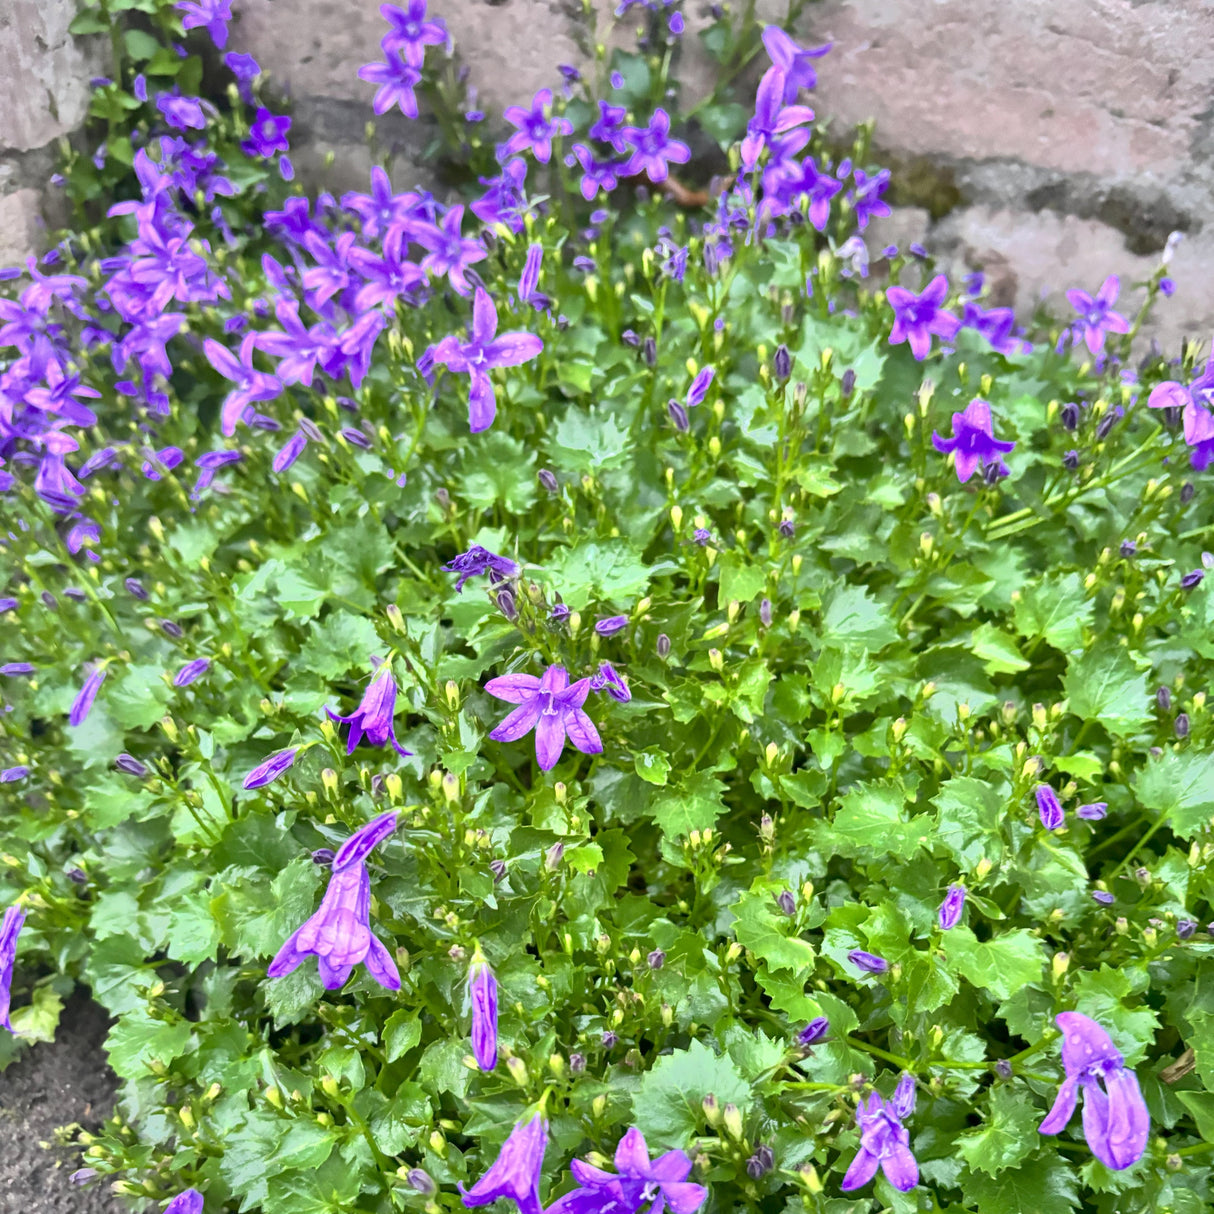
[1038,1011,1149,1170]
[0,905,27,1032]
[485,665,603,771]
[841,1074,918,1192]
[931,400,1015,482]
[443,545,520,591]
[460,1112,549,1214]
[469,950,499,1071]
[327,662,412,756]
[547,1126,707,1214]
[268,814,400,991]
[589,661,631,703]
[1036,784,1064,831]
[938,884,966,931]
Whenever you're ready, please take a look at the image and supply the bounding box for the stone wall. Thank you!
[1,0,1212,343]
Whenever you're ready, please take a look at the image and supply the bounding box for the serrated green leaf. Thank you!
[942,927,1043,1001]
[955,1086,1040,1176]
[1063,644,1150,737]
[633,1039,750,1146]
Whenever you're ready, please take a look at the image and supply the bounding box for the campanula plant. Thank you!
[0,0,1211,1212]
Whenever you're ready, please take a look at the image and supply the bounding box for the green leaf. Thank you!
[955,1086,1040,1176]
[960,1153,1079,1214]
[462,433,537,513]
[633,1039,750,1146]
[829,781,930,861]
[1062,644,1151,737]
[820,584,898,649]
[105,1010,192,1079]
[1176,1091,1214,1143]
[545,539,652,610]
[550,409,632,471]
[634,749,671,786]
[717,552,767,604]
[1133,751,1214,838]
[7,985,62,1044]
[383,1010,422,1063]
[970,623,1030,675]
[942,927,1043,1001]
[732,886,816,974]
[297,612,379,679]
[1013,572,1092,652]
[933,776,1008,867]
[651,773,726,838]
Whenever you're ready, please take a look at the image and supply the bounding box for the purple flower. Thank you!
[851,168,891,230]
[469,952,498,1071]
[381,0,447,65]
[414,205,487,295]
[0,905,26,1032]
[485,665,603,771]
[225,51,260,79]
[761,25,831,100]
[158,94,207,130]
[176,0,232,47]
[204,334,282,436]
[740,67,813,171]
[938,884,966,931]
[1036,784,1064,831]
[686,365,714,409]
[518,243,544,305]
[595,615,628,636]
[242,746,300,790]
[274,430,309,472]
[618,110,690,183]
[570,145,620,200]
[443,545,520,591]
[161,1193,203,1214]
[243,108,291,159]
[589,661,631,703]
[460,1112,548,1214]
[841,1075,918,1192]
[327,662,413,757]
[268,834,400,992]
[174,658,210,687]
[430,287,544,432]
[142,446,185,481]
[1039,1011,1149,1170]
[501,89,573,164]
[798,1017,829,1047]
[1077,802,1108,821]
[547,1127,707,1214]
[931,399,1016,483]
[0,599,17,613]
[332,810,399,872]
[962,301,1032,356]
[1159,276,1175,297]
[1066,275,1130,357]
[848,950,888,975]
[887,274,960,360]
[778,156,842,230]
[70,666,107,727]
[1,767,30,784]
[359,50,423,118]
[0,664,34,676]
[1092,890,1115,905]
[115,753,149,777]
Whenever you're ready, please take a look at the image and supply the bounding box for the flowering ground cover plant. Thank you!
[1,1,1214,1212]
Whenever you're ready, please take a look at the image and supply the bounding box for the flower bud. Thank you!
[722,1102,744,1141]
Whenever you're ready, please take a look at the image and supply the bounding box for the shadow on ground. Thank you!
[0,990,127,1213]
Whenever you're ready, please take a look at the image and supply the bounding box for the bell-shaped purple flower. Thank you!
[1038,1011,1149,1170]
[469,950,499,1071]
[1036,784,1064,831]
[686,365,715,409]
[1077,802,1108,821]
[0,905,27,1032]
[848,949,888,975]
[938,883,966,931]
[327,662,412,757]
[174,658,210,687]
[268,821,400,991]
[485,665,603,771]
[547,1126,707,1214]
[242,746,300,790]
[798,1016,829,1047]
[163,1190,204,1214]
[931,399,1016,483]
[331,810,398,873]
[841,1076,918,1192]
[460,1111,548,1214]
[69,665,107,727]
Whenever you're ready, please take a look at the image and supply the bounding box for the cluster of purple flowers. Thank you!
[1148,346,1214,470]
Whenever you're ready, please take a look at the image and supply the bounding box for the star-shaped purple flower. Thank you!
[485,665,603,771]
[501,88,573,165]
[380,0,447,65]
[887,274,960,360]
[1066,275,1130,356]
[176,0,232,47]
[761,25,831,100]
[618,109,690,183]
[841,1075,918,1192]
[359,50,423,118]
[931,399,1015,483]
[430,287,543,432]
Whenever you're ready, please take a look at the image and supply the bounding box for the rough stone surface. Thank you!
[0,189,45,270]
[0,992,126,1214]
[0,0,105,153]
